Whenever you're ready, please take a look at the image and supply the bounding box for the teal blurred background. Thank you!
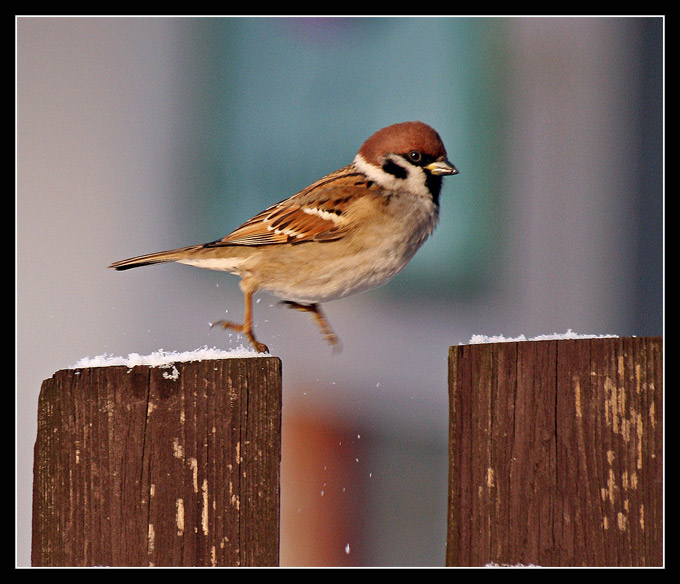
[17,17,663,566]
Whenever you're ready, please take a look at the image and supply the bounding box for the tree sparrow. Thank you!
[110,121,458,353]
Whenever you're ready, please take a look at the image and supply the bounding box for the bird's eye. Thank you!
[408,150,422,163]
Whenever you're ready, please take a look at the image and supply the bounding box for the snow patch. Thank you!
[70,345,263,369]
[468,329,619,345]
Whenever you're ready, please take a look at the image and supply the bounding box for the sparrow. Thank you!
[110,121,458,353]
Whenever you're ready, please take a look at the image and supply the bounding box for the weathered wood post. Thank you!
[32,357,282,567]
[447,336,662,567]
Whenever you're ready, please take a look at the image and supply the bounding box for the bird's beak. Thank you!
[425,158,459,176]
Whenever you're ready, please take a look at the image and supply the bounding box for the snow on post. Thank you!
[447,334,663,567]
[31,350,282,567]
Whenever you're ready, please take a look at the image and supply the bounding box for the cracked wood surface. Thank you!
[447,337,662,567]
[32,357,281,567]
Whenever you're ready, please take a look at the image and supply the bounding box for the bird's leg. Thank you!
[211,289,269,353]
[282,301,340,349]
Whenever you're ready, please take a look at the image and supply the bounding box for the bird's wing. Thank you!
[205,166,375,247]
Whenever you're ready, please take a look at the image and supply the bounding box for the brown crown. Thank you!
[357,121,447,165]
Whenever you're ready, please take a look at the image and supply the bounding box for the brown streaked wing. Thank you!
[206,166,372,247]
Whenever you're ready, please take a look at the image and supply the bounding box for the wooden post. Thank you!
[447,336,662,567]
[31,357,282,567]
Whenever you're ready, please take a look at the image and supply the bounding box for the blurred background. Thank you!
[16,16,663,566]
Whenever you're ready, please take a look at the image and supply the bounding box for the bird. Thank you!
[109,121,458,353]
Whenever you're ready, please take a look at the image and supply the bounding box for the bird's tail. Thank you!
[108,245,203,271]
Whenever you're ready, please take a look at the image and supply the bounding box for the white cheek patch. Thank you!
[353,153,430,199]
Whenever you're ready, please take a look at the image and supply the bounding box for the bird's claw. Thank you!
[210,320,269,353]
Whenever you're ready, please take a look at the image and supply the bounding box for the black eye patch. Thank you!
[382,158,408,179]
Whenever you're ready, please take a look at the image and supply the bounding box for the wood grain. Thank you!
[31,357,282,567]
[447,337,662,566]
